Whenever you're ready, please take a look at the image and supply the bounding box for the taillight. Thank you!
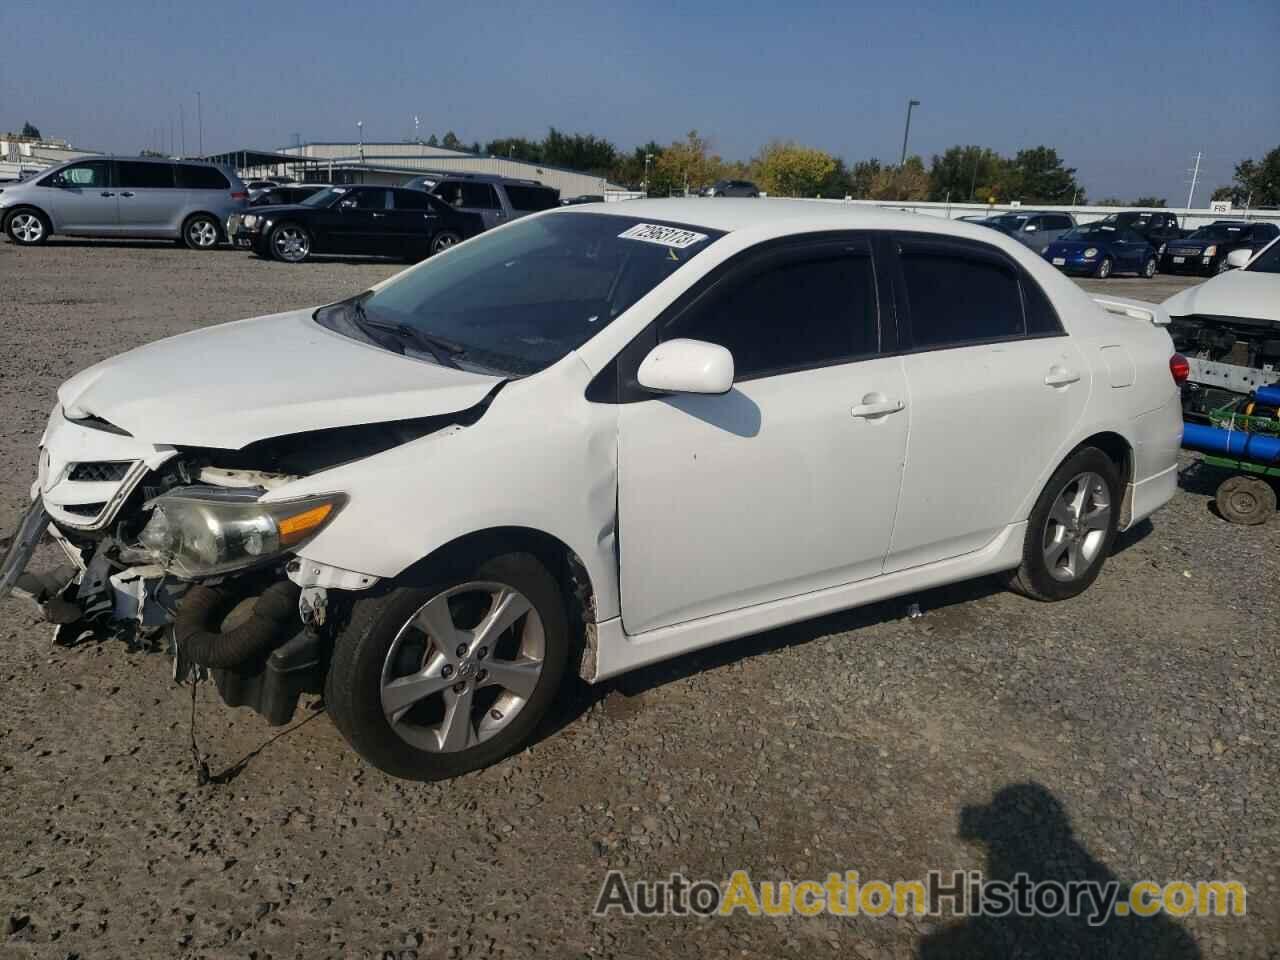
[1170,353,1190,386]
[231,191,248,200]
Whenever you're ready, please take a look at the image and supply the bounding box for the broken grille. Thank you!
[68,461,133,483]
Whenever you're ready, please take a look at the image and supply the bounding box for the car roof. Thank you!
[551,197,1040,238]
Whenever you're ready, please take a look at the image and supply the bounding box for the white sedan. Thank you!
[1,200,1183,780]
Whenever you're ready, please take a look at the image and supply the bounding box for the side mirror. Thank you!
[338,198,357,209]
[1226,248,1252,269]
[637,339,734,395]
[1024,224,1038,232]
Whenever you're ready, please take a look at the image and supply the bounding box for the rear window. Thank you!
[505,184,559,212]
[899,240,1025,348]
[175,164,231,190]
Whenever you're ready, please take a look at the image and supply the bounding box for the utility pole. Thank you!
[969,151,979,201]
[196,91,203,156]
[899,99,920,167]
[179,103,186,156]
[1185,151,1202,211]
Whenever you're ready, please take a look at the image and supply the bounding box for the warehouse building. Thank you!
[207,141,624,198]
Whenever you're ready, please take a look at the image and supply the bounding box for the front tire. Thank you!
[268,223,311,262]
[430,231,461,255]
[1006,447,1121,601]
[5,208,50,245]
[1094,256,1113,279]
[182,214,221,250]
[325,552,569,781]
[1143,256,1157,278]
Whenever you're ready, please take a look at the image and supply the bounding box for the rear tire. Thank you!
[5,208,50,245]
[182,214,221,250]
[1215,475,1275,525]
[1006,447,1121,601]
[325,552,569,781]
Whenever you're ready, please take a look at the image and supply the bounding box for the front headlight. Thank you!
[137,487,346,578]
[1084,247,1099,258]
[242,213,259,229]
[1203,245,1217,257]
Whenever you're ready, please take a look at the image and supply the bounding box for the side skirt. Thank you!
[589,521,1027,682]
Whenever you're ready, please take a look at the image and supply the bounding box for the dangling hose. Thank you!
[174,580,300,669]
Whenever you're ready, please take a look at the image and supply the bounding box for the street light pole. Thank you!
[899,99,921,167]
[643,152,653,196]
[196,91,203,156]
[357,121,364,163]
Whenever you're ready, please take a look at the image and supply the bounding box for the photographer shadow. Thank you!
[917,782,1201,959]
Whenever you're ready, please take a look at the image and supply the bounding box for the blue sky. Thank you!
[2,0,1276,202]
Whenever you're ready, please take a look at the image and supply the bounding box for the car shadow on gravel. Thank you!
[37,239,242,252]
[537,575,1009,745]
[917,782,1201,958]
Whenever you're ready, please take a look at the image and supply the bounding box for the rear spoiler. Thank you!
[1091,295,1170,326]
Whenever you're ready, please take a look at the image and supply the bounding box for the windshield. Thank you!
[1186,224,1246,241]
[302,187,346,207]
[1063,225,1118,241]
[317,212,724,376]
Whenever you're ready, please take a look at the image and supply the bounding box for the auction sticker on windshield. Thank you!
[618,223,710,249]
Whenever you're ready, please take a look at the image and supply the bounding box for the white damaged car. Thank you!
[1,200,1184,780]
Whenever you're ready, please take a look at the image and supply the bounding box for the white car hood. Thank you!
[56,309,503,449]
[1162,271,1280,323]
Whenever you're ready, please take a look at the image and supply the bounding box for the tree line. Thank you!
[419,127,1280,208]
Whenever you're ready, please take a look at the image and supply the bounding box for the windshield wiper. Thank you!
[348,298,465,370]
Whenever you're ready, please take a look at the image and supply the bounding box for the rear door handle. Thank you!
[371,212,386,218]
[1044,366,1081,387]
[119,191,135,198]
[851,393,906,419]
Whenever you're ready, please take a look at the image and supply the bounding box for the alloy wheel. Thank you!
[272,227,309,262]
[11,213,43,243]
[379,581,546,753]
[188,219,218,248]
[1042,471,1112,582]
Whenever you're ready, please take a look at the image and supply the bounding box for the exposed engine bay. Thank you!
[1170,312,1280,419]
[0,403,485,726]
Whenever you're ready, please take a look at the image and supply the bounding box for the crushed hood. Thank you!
[1162,271,1280,325]
[57,309,503,449]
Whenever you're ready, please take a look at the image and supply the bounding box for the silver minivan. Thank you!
[0,157,248,249]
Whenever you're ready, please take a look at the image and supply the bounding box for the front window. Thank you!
[41,160,110,188]
[987,215,1028,231]
[1246,240,1280,273]
[317,212,724,376]
[301,187,346,207]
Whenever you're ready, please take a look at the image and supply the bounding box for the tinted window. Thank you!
[393,189,431,210]
[460,183,500,209]
[900,241,1024,348]
[1046,215,1074,230]
[663,244,877,380]
[1022,272,1063,336]
[116,161,175,189]
[1252,223,1278,241]
[175,164,230,190]
[505,184,559,212]
[1245,240,1280,273]
[346,189,389,210]
[44,160,110,188]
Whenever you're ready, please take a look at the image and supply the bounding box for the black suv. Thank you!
[1160,220,1280,275]
[231,184,483,263]
[1094,211,1185,256]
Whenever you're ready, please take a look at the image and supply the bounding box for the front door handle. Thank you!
[851,393,906,419]
[371,212,386,218]
[1044,366,1081,387]
[100,191,116,197]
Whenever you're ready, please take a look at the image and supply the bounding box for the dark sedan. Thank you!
[231,185,483,263]
[1159,220,1280,275]
[1043,224,1157,278]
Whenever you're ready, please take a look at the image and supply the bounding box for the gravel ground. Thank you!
[1,239,1276,959]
